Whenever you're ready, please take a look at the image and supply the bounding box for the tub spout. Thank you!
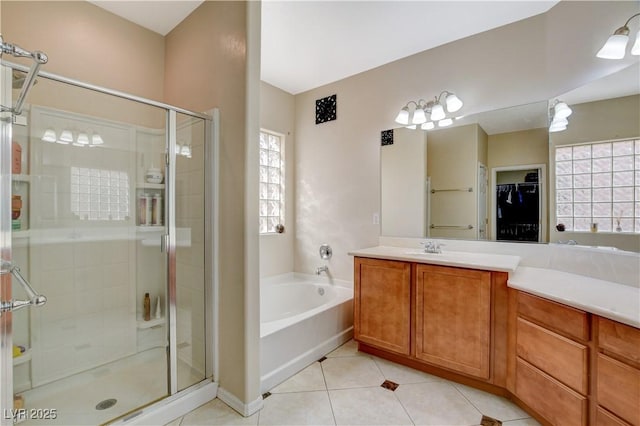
[316,265,328,275]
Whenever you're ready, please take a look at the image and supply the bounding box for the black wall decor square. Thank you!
[315,94,337,124]
[381,129,394,146]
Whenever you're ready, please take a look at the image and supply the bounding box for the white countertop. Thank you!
[349,245,521,273]
[350,245,640,329]
[509,266,640,328]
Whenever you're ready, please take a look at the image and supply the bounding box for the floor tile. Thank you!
[373,356,443,385]
[271,362,326,393]
[503,418,542,426]
[258,391,335,426]
[181,399,258,425]
[329,387,413,426]
[326,339,361,358]
[321,356,385,390]
[453,383,530,422]
[395,381,483,426]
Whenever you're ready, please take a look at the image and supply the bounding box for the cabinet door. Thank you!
[414,264,491,379]
[597,353,640,426]
[354,257,411,355]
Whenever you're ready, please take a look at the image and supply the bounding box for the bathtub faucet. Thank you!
[316,265,329,275]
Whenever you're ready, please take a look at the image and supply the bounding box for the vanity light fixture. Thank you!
[41,128,105,147]
[395,91,463,130]
[597,12,640,59]
[549,100,572,133]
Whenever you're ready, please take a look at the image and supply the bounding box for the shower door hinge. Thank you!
[165,152,169,166]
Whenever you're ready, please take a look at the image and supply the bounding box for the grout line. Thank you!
[450,383,487,420]
[391,384,417,426]
[320,357,338,426]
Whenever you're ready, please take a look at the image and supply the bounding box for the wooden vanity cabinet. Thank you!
[353,257,411,355]
[414,264,492,379]
[354,257,508,386]
[595,317,640,426]
[512,292,590,426]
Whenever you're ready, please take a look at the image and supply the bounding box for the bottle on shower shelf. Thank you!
[144,293,151,321]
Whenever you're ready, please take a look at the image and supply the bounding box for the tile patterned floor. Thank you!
[168,340,541,426]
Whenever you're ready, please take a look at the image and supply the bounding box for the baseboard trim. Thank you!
[217,387,264,417]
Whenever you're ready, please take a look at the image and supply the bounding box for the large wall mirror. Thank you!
[380,62,640,252]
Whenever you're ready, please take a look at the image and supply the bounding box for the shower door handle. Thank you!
[0,260,47,315]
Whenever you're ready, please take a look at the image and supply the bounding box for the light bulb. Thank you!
[77,133,89,145]
[553,102,572,119]
[92,134,104,145]
[438,118,453,127]
[405,125,417,130]
[412,107,427,124]
[596,33,629,59]
[421,122,435,130]
[549,120,567,132]
[41,129,57,143]
[58,130,73,144]
[430,103,445,121]
[632,30,640,55]
[395,107,410,125]
[445,93,463,112]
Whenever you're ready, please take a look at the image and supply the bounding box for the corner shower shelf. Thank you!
[137,316,165,329]
[13,349,32,367]
[12,230,31,239]
[136,182,165,190]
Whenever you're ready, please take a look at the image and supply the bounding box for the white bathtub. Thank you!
[260,273,353,392]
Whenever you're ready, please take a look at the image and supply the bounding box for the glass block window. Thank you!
[259,130,284,234]
[71,167,130,220]
[555,139,640,233]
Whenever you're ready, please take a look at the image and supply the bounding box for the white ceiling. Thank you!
[89,0,558,95]
[88,0,204,36]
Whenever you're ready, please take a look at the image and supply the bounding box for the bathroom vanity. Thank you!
[350,246,640,426]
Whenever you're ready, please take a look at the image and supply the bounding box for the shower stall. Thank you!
[1,39,217,425]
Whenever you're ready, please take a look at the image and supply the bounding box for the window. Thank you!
[259,130,284,233]
[555,139,640,233]
[71,167,130,221]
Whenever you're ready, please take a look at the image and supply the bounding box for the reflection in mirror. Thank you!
[548,63,640,252]
[381,101,549,243]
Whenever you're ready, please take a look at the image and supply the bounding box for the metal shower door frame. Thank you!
[0,60,216,423]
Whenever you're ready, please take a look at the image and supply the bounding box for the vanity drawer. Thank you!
[596,407,633,426]
[515,357,587,426]
[598,317,640,365]
[516,317,588,394]
[517,292,589,341]
[597,353,640,426]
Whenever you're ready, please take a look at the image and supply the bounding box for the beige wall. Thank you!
[427,124,479,240]
[164,0,260,405]
[381,128,427,237]
[293,2,638,279]
[1,1,165,102]
[549,95,640,252]
[259,82,295,278]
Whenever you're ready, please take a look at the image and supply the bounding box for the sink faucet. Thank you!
[420,240,442,254]
[316,265,329,275]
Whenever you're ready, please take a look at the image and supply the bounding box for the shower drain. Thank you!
[95,399,117,410]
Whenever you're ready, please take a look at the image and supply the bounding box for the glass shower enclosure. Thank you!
[0,53,214,425]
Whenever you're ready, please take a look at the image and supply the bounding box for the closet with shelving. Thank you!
[496,169,540,242]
